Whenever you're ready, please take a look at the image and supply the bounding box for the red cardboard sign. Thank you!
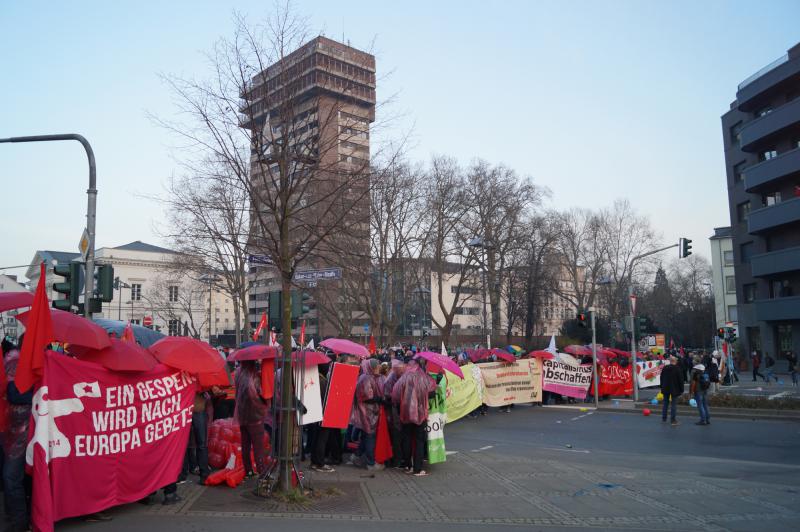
[321,363,359,429]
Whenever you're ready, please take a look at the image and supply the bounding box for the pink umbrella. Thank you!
[228,345,281,361]
[414,351,464,379]
[0,292,33,313]
[490,348,516,363]
[320,338,370,358]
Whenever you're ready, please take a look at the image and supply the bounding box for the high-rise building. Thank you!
[721,42,800,360]
[241,37,376,336]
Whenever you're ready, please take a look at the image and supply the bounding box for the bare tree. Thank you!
[517,213,561,344]
[143,273,210,338]
[156,5,399,492]
[555,208,606,313]
[462,160,545,342]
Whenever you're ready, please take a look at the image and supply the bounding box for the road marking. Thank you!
[542,446,590,454]
[445,450,458,456]
[768,391,790,400]
[570,411,596,421]
[542,405,597,411]
[470,445,494,452]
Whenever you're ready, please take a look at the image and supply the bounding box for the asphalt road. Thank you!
[58,406,800,531]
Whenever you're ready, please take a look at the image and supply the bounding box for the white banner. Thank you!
[294,365,323,425]
[636,360,668,389]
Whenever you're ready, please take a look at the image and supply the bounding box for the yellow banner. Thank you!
[477,359,542,407]
[444,363,483,422]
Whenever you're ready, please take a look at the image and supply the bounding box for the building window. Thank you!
[168,286,179,303]
[131,319,141,325]
[455,306,480,315]
[723,250,734,266]
[756,106,773,117]
[740,242,754,263]
[770,279,792,298]
[727,305,738,322]
[759,149,778,162]
[763,192,781,207]
[168,319,180,336]
[725,276,736,293]
[778,325,793,353]
[737,201,751,223]
[733,161,747,182]
[729,122,743,146]
[743,283,756,303]
[131,284,142,301]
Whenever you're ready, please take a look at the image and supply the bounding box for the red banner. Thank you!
[29,353,196,531]
[597,363,633,396]
[321,363,358,429]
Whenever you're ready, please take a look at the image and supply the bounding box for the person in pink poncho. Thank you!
[392,358,436,476]
[352,359,383,470]
[234,361,268,478]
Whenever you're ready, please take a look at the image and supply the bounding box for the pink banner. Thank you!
[541,358,593,399]
[29,353,196,531]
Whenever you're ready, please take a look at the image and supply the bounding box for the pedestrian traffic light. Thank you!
[52,262,82,311]
[94,264,114,302]
[634,316,647,336]
[577,312,588,328]
[679,237,693,259]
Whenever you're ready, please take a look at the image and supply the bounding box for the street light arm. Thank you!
[0,134,97,318]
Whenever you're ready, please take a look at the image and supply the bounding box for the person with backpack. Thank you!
[764,352,779,384]
[690,355,711,426]
[787,351,798,387]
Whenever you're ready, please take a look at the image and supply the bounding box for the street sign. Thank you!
[78,228,90,261]
[143,315,153,327]
[294,268,342,282]
[363,324,369,333]
[248,254,273,265]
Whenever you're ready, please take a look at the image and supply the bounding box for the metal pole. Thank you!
[0,134,97,318]
[591,309,599,408]
[630,287,639,402]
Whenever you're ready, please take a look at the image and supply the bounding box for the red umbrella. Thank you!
[77,338,157,372]
[227,345,280,362]
[490,348,516,363]
[197,368,232,388]
[15,308,111,351]
[414,351,464,379]
[149,337,225,374]
[320,338,370,358]
[528,350,555,359]
[564,345,592,356]
[0,292,33,313]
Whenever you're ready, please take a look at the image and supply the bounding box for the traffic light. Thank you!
[727,328,737,343]
[634,316,648,336]
[679,237,693,259]
[94,264,115,302]
[717,327,726,339]
[52,262,82,311]
[576,312,588,328]
[268,291,282,330]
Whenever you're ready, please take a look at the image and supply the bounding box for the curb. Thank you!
[598,404,800,422]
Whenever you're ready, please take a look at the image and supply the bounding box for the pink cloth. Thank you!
[392,363,436,425]
[353,364,381,434]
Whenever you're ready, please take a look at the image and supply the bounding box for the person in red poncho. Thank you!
[234,361,268,478]
[392,358,436,476]
[352,359,383,471]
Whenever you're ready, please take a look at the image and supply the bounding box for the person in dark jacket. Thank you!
[660,355,684,426]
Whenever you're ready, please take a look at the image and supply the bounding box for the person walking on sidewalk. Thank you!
[660,355,684,426]
[763,352,779,384]
[787,351,799,387]
[690,356,711,425]
[751,350,766,382]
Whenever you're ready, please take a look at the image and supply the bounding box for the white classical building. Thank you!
[709,227,738,329]
[26,242,237,343]
[0,274,29,341]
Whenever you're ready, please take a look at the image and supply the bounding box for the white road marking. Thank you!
[478,445,493,451]
[570,411,596,422]
[543,447,590,454]
[768,391,790,400]
[445,450,458,456]
[542,405,598,411]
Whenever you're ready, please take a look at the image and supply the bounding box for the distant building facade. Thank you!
[0,274,29,341]
[709,227,738,330]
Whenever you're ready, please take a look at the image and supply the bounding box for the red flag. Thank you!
[260,359,275,399]
[252,312,267,341]
[16,262,54,393]
[368,335,376,355]
[679,346,685,356]
[299,321,306,347]
[375,406,393,464]
[120,322,135,342]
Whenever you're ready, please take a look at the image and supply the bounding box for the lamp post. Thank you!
[468,237,492,347]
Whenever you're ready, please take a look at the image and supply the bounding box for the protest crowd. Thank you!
[0,274,733,532]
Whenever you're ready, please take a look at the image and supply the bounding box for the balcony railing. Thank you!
[739,53,789,90]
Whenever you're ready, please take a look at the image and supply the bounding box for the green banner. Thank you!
[444,363,483,422]
[426,376,447,464]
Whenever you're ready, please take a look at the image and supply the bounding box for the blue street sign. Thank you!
[363,324,369,333]
[248,254,273,265]
[294,267,343,282]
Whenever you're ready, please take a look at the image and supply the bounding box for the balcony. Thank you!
[751,246,800,277]
[753,296,800,322]
[737,53,800,111]
[744,147,800,192]
[739,97,800,152]
[748,197,800,234]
